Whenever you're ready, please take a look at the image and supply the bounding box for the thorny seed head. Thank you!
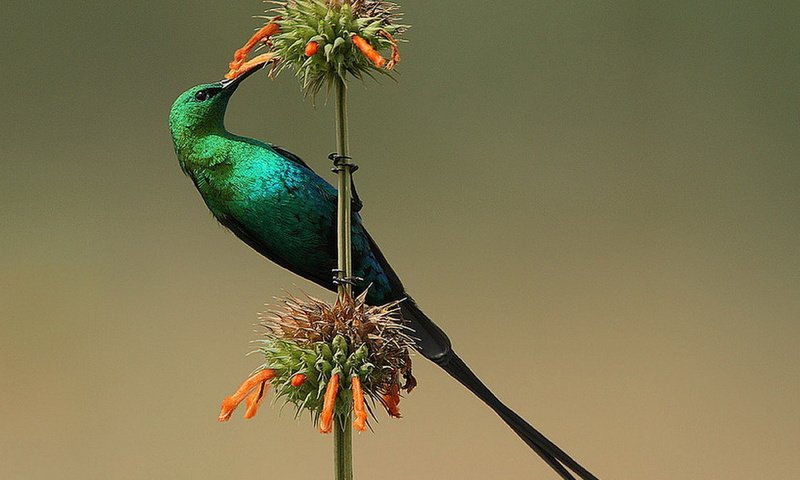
[251,290,416,426]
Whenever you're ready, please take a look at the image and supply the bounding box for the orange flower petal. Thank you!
[381,383,401,418]
[244,381,269,419]
[218,369,275,422]
[224,53,277,80]
[225,21,281,78]
[351,376,367,432]
[319,374,340,434]
[351,35,386,68]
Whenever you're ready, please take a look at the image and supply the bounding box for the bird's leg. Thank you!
[224,20,281,79]
[328,153,363,212]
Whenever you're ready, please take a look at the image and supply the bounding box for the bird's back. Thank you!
[184,134,399,304]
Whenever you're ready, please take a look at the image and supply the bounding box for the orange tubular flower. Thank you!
[225,53,277,80]
[244,381,269,419]
[218,369,276,422]
[319,374,340,433]
[351,376,367,431]
[225,21,281,79]
[351,34,386,68]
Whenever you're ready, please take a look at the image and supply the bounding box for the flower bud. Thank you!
[291,373,307,387]
[304,41,319,56]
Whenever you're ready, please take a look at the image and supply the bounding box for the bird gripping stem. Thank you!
[334,78,354,301]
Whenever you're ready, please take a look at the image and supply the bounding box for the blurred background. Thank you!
[1,1,798,478]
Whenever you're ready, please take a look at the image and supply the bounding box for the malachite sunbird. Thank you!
[168,61,598,480]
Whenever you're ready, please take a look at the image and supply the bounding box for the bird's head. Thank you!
[169,59,269,146]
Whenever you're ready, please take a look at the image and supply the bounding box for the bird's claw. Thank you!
[333,277,363,286]
[328,152,358,173]
[331,269,364,286]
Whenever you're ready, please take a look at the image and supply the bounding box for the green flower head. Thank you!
[219,291,416,433]
[224,0,406,97]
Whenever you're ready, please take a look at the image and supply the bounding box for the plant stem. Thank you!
[334,411,353,480]
[333,76,354,480]
[335,77,353,301]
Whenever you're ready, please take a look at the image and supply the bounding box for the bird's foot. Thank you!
[328,152,358,173]
[331,269,364,287]
[225,19,281,79]
[328,153,363,212]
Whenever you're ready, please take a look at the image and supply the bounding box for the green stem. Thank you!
[335,77,353,301]
[333,77,354,480]
[334,411,353,480]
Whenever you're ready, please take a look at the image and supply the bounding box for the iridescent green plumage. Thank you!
[169,73,398,303]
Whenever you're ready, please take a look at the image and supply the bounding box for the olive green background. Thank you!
[1,1,798,479]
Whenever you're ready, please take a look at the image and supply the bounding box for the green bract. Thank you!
[257,335,375,420]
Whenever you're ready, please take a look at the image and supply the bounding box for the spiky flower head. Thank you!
[272,0,404,95]
[225,0,406,97]
[219,291,416,432]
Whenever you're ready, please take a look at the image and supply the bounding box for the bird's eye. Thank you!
[194,90,209,101]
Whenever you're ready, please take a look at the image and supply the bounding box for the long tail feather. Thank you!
[438,353,599,480]
[399,298,599,480]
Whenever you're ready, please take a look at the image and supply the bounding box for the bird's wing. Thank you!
[216,210,337,289]
[270,144,362,211]
[270,144,312,169]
